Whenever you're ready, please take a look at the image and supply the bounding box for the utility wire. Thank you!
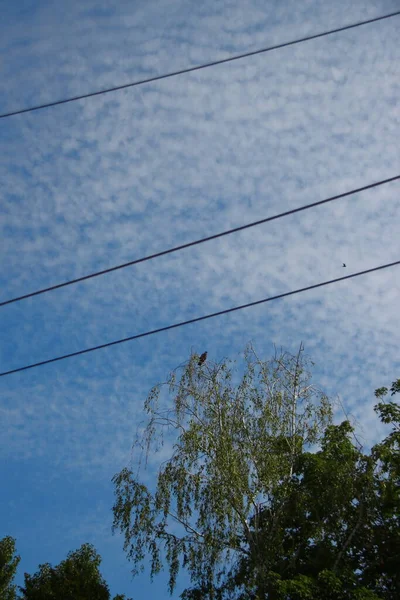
[0,259,398,378]
[1,11,399,120]
[1,174,399,308]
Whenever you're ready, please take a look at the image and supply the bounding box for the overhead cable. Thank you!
[1,11,399,120]
[0,259,398,378]
[1,174,398,308]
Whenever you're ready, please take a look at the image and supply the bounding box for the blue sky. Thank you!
[0,0,399,597]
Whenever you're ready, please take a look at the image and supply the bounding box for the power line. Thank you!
[1,259,398,378]
[1,11,399,120]
[1,174,398,308]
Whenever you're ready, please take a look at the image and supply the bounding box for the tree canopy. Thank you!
[0,540,132,600]
[0,536,20,600]
[112,346,399,599]
[20,543,112,600]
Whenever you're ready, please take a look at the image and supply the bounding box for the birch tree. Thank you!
[112,345,331,598]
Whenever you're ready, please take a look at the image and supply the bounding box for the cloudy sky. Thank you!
[0,0,399,597]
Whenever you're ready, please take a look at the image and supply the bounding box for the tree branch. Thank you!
[167,510,205,540]
[333,497,365,573]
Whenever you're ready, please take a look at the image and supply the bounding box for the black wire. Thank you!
[1,174,398,308]
[1,259,398,378]
[1,11,399,120]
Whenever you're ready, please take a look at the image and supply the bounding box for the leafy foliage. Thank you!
[112,345,332,597]
[220,378,400,600]
[113,347,399,599]
[0,536,20,600]
[19,543,132,600]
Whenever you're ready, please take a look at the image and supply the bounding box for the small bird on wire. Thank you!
[198,351,207,366]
